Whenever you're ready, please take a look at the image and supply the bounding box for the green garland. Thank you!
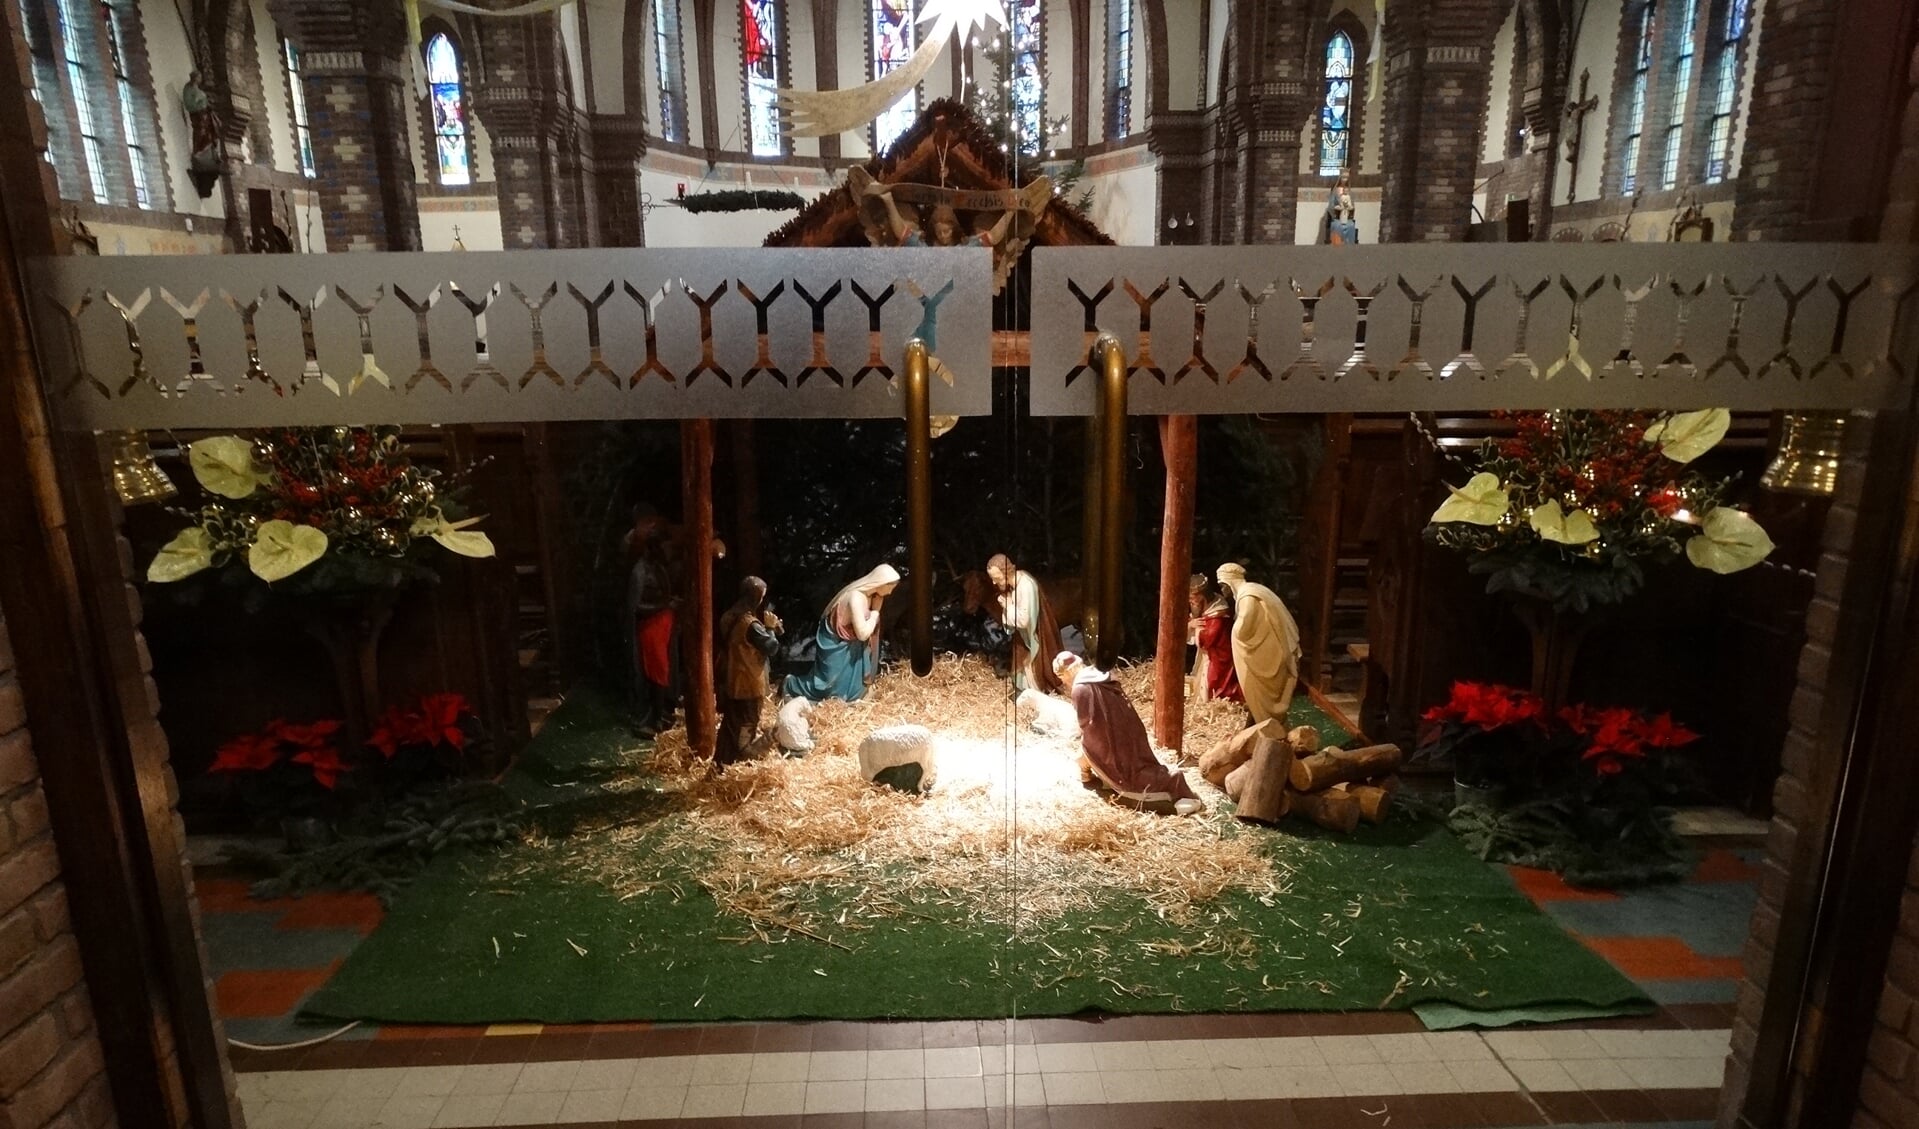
[676,189,805,213]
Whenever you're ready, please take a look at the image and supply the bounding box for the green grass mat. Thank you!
[303,689,1649,1026]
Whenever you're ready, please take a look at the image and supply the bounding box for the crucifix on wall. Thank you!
[1563,68,1599,205]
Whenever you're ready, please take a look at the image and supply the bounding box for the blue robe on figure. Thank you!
[782,564,900,702]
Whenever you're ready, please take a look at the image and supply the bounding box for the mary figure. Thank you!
[1321,176,1360,245]
[782,564,901,702]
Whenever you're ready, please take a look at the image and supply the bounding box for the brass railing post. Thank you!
[1084,333,1128,670]
[903,338,934,676]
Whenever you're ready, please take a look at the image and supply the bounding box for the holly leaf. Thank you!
[1528,500,1600,545]
[1644,408,1731,464]
[1686,507,1774,574]
[1430,473,1509,525]
[188,436,262,499]
[147,527,214,582]
[248,520,328,582]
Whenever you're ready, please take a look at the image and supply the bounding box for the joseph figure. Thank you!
[987,553,1065,694]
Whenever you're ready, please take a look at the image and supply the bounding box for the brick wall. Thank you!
[1731,0,1841,239]
[1379,0,1501,242]
[0,611,116,1129]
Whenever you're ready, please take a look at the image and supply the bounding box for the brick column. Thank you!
[270,0,422,251]
[1208,0,1310,243]
[1378,0,1500,243]
[593,116,648,247]
[472,14,585,249]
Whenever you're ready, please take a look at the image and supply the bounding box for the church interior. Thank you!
[3,1,1919,1128]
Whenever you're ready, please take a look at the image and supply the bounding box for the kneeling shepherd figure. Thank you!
[1053,652,1203,817]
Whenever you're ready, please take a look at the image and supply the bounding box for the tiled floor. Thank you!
[205,834,1763,1128]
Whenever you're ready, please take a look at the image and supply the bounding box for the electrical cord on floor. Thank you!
[227,1022,361,1052]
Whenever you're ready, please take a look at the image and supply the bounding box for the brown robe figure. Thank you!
[988,553,1065,695]
[1053,652,1203,816]
[716,577,781,764]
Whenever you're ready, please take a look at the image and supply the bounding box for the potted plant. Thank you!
[208,717,353,848]
[367,691,492,791]
[1424,409,1774,709]
[1417,680,1548,810]
[1551,702,1700,848]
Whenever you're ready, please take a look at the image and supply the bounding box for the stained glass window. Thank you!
[284,40,315,177]
[743,0,782,156]
[54,0,108,203]
[871,0,915,154]
[1317,30,1354,176]
[1704,0,1749,183]
[1010,0,1043,156]
[655,0,688,142]
[426,33,471,186]
[1106,0,1132,139]
[1660,0,1700,189]
[100,1,150,206]
[1620,2,1654,195]
[20,0,81,201]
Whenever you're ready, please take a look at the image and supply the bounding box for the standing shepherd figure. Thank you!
[1188,574,1243,704]
[783,564,900,702]
[716,576,782,764]
[1054,652,1203,816]
[987,553,1065,694]
[1216,563,1302,725]
[626,508,679,735]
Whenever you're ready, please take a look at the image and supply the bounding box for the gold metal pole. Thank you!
[1094,333,1128,670]
[903,338,934,677]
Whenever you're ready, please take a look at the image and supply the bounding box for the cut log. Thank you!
[1287,743,1403,792]
[1223,760,1254,801]
[1288,788,1362,833]
[1199,718,1285,787]
[1287,725,1321,755]
[1333,780,1394,824]
[1233,731,1296,824]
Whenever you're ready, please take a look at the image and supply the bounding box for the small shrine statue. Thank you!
[1187,574,1242,705]
[783,563,900,702]
[1321,175,1360,245]
[1053,652,1204,817]
[716,576,782,764]
[182,72,221,173]
[1216,562,1301,725]
[625,508,678,735]
[986,553,1065,694]
[846,166,1053,293]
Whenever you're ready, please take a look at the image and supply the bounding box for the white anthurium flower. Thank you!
[1643,408,1731,464]
[147,527,214,582]
[1686,507,1775,574]
[188,436,262,499]
[1528,500,1601,545]
[412,511,496,559]
[248,520,328,582]
[1429,472,1510,525]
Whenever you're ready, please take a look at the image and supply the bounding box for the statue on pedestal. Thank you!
[183,72,222,173]
[1321,175,1360,245]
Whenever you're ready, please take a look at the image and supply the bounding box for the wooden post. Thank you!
[728,420,763,577]
[1154,415,1197,751]
[681,420,717,759]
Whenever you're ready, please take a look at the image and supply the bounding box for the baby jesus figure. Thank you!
[1053,652,1204,817]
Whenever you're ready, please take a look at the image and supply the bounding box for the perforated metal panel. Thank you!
[1029,245,1919,414]
[30,248,994,429]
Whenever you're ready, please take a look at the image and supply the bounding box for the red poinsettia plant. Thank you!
[367,692,486,785]
[1419,681,1548,788]
[1557,703,1699,780]
[1419,679,1701,796]
[209,718,352,815]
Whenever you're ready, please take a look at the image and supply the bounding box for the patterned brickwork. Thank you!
[1730,0,1841,240]
[0,612,117,1129]
[1379,0,1502,242]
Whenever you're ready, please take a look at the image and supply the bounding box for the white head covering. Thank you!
[1216,562,1247,588]
[829,563,900,609]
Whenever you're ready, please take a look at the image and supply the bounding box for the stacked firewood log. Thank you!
[1197,719,1401,834]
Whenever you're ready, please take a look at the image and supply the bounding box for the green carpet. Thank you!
[303,689,1650,1025]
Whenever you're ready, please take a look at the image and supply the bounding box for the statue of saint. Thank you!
[182,72,222,172]
[986,553,1065,694]
[782,564,900,702]
[1321,175,1360,245]
[1215,562,1301,725]
[716,576,782,764]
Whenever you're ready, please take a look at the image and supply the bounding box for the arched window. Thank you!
[53,0,108,203]
[871,0,916,154]
[100,0,151,206]
[1106,0,1133,139]
[425,32,472,186]
[1704,0,1749,182]
[655,0,688,143]
[1659,0,1701,189]
[1009,0,1043,156]
[283,39,316,178]
[743,0,783,156]
[1618,2,1654,195]
[1317,30,1354,176]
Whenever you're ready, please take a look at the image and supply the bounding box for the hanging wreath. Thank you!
[676,189,807,213]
